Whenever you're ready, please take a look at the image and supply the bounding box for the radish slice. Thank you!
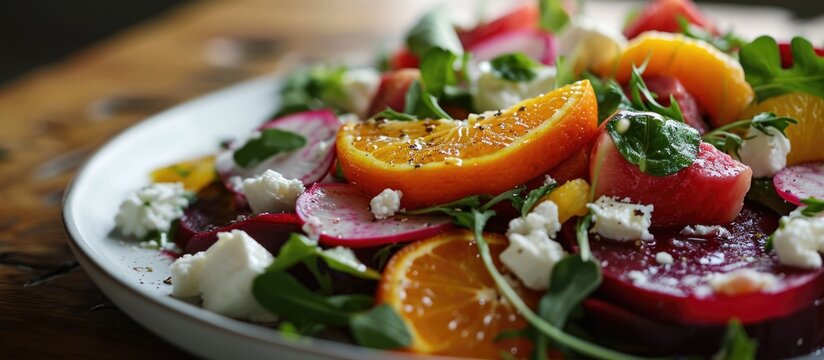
[184,213,302,254]
[296,183,452,248]
[468,29,556,65]
[216,109,340,188]
[774,163,824,205]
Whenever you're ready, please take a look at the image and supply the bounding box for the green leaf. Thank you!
[583,72,632,124]
[275,65,348,117]
[750,112,797,136]
[489,53,542,82]
[800,197,824,217]
[268,233,318,271]
[483,186,527,212]
[677,16,745,54]
[555,56,575,88]
[746,178,795,216]
[607,110,700,176]
[714,320,757,360]
[403,80,453,120]
[702,112,797,158]
[320,247,381,280]
[740,36,824,101]
[269,234,380,280]
[628,62,685,123]
[372,108,417,121]
[349,304,412,349]
[405,10,463,58]
[252,271,351,326]
[233,128,306,168]
[520,182,558,218]
[539,0,570,33]
[326,294,375,312]
[371,243,405,270]
[538,256,602,328]
[420,48,459,97]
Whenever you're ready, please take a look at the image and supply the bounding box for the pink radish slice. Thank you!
[215,109,340,187]
[774,162,824,205]
[295,183,452,248]
[184,213,302,254]
[468,29,556,65]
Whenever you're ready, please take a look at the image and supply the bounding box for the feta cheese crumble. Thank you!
[655,251,674,265]
[370,188,403,219]
[335,68,380,117]
[557,17,627,74]
[115,182,190,238]
[587,196,654,241]
[302,215,323,242]
[472,61,557,112]
[738,126,791,178]
[500,201,566,291]
[242,169,305,215]
[772,216,824,269]
[170,230,276,322]
[680,225,732,239]
[709,269,777,296]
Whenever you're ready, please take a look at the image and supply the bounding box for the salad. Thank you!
[113,0,824,358]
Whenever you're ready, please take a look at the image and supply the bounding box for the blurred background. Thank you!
[0,0,822,86]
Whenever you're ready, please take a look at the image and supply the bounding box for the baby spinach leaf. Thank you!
[350,304,412,349]
[275,65,348,117]
[606,110,700,177]
[268,234,379,280]
[538,255,602,328]
[800,197,824,217]
[253,271,352,326]
[740,36,824,101]
[490,53,542,82]
[233,128,306,168]
[583,72,632,124]
[420,48,459,97]
[405,10,463,58]
[539,0,570,33]
[746,178,795,216]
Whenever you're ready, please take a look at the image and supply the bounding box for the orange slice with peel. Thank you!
[377,230,539,358]
[337,80,598,208]
[601,32,753,127]
[742,92,824,165]
[151,155,216,192]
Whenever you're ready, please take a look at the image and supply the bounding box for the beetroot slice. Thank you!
[577,203,824,325]
[215,109,340,187]
[295,183,452,248]
[774,162,824,206]
[175,183,244,249]
[184,213,302,254]
[468,29,556,65]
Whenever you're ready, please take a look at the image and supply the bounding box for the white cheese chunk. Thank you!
[709,269,777,296]
[302,215,323,242]
[507,201,562,239]
[557,17,627,74]
[242,169,305,215]
[472,62,557,112]
[335,68,381,117]
[680,225,732,239]
[655,251,674,265]
[170,230,276,322]
[500,231,566,291]
[587,196,654,241]
[115,182,190,238]
[370,188,403,219]
[738,126,791,178]
[773,216,824,269]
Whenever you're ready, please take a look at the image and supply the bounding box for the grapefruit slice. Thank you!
[377,230,538,358]
[590,128,752,226]
[338,80,599,208]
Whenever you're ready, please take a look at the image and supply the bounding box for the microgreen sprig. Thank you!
[702,112,797,158]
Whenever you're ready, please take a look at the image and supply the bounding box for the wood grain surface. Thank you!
[0,0,460,357]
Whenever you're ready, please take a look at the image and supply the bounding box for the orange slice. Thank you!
[742,92,824,165]
[337,80,598,207]
[378,230,539,358]
[150,155,216,192]
[602,32,754,127]
[539,178,591,223]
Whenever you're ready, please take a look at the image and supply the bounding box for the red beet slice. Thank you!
[468,29,556,66]
[774,162,824,206]
[591,129,752,226]
[579,203,824,326]
[184,213,302,254]
[215,109,340,188]
[295,183,452,248]
[175,183,244,249]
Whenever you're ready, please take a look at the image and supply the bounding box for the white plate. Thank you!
[62,74,433,360]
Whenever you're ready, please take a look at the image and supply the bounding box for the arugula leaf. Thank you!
[628,62,685,123]
[372,107,417,121]
[702,112,797,158]
[405,10,463,58]
[490,53,542,82]
[538,255,602,328]
[520,183,559,218]
[555,56,575,89]
[677,16,745,54]
[269,234,380,280]
[800,197,824,217]
[275,65,347,117]
[583,72,632,124]
[714,320,757,360]
[403,80,453,120]
[233,128,306,168]
[607,111,700,177]
[740,36,824,101]
[420,48,459,97]
[539,0,570,33]
[350,304,413,349]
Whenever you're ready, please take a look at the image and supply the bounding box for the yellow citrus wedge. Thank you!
[742,92,824,165]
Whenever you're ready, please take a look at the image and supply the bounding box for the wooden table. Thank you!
[0,0,465,356]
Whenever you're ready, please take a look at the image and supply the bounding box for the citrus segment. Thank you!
[603,32,753,126]
[742,92,824,165]
[337,80,598,207]
[151,155,216,192]
[540,179,591,223]
[377,230,538,358]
